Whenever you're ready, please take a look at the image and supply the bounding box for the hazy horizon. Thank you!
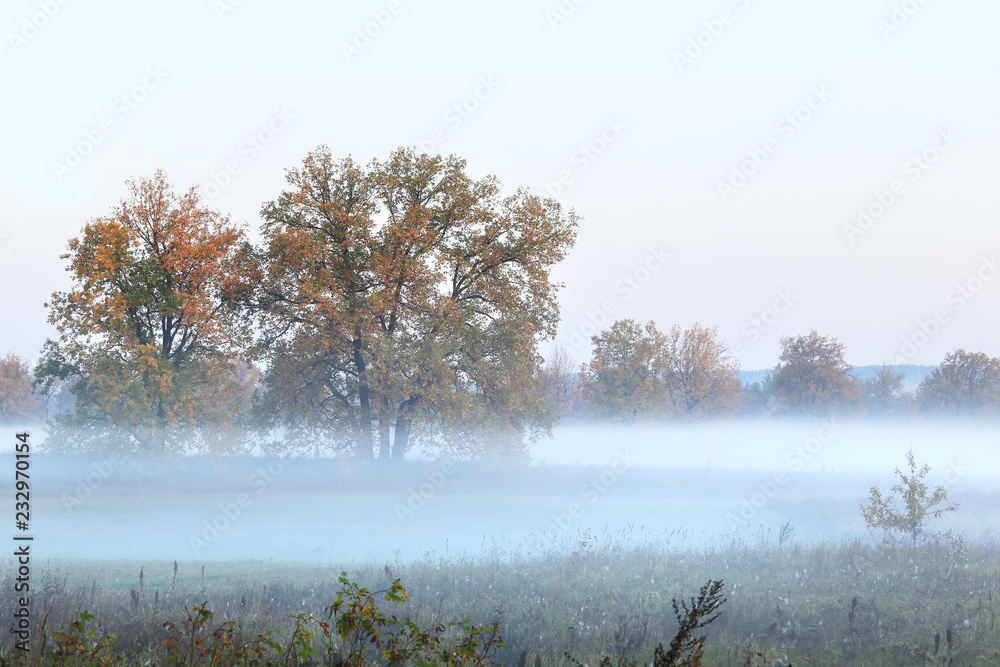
[3,0,999,372]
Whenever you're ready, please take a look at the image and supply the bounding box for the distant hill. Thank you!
[740,365,936,391]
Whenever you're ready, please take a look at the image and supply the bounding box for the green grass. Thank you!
[4,529,999,665]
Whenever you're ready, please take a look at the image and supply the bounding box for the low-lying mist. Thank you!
[7,419,999,565]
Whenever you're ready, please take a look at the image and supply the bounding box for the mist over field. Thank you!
[5,420,995,565]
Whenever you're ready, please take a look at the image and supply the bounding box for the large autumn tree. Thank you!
[916,350,1000,416]
[769,330,859,415]
[36,172,251,454]
[243,147,578,460]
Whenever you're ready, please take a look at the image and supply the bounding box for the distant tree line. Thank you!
[8,319,993,442]
[2,148,998,458]
[538,323,1000,422]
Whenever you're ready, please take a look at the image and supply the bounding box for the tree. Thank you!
[862,365,911,417]
[860,449,958,546]
[769,330,859,415]
[654,579,726,667]
[580,319,667,422]
[37,373,77,421]
[245,147,578,461]
[538,345,584,420]
[0,353,43,422]
[661,323,741,419]
[36,172,250,454]
[916,349,1000,416]
[736,374,772,418]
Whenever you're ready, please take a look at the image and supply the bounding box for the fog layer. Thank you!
[10,420,998,564]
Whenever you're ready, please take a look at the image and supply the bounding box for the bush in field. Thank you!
[566,579,727,667]
[31,574,504,667]
[46,610,119,666]
[654,579,726,667]
[325,572,504,666]
[860,449,959,546]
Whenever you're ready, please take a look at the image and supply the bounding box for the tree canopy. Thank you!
[24,156,1000,458]
[581,320,741,422]
[243,146,578,460]
[917,349,1000,416]
[36,171,252,454]
[769,330,858,415]
[0,353,42,422]
[662,323,741,418]
[862,364,910,417]
[581,319,667,423]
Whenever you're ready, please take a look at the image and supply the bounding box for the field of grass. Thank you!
[4,529,999,665]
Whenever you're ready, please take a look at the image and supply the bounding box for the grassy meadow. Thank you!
[7,431,1000,665]
[3,529,999,665]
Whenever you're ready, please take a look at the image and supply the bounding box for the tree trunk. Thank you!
[151,402,168,454]
[353,424,374,460]
[392,418,411,461]
[378,420,391,463]
[353,327,374,459]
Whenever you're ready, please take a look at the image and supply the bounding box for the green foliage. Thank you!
[31,574,503,667]
[47,610,118,667]
[581,320,668,422]
[36,172,253,455]
[248,146,578,461]
[9,533,1000,666]
[860,449,959,546]
[326,572,504,666]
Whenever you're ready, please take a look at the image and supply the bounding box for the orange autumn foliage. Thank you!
[37,171,252,454]
[244,147,578,460]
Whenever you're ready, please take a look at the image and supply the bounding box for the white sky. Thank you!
[2,0,998,372]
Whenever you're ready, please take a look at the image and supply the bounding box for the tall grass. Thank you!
[3,530,998,665]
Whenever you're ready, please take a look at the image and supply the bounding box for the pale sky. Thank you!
[2,0,998,372]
